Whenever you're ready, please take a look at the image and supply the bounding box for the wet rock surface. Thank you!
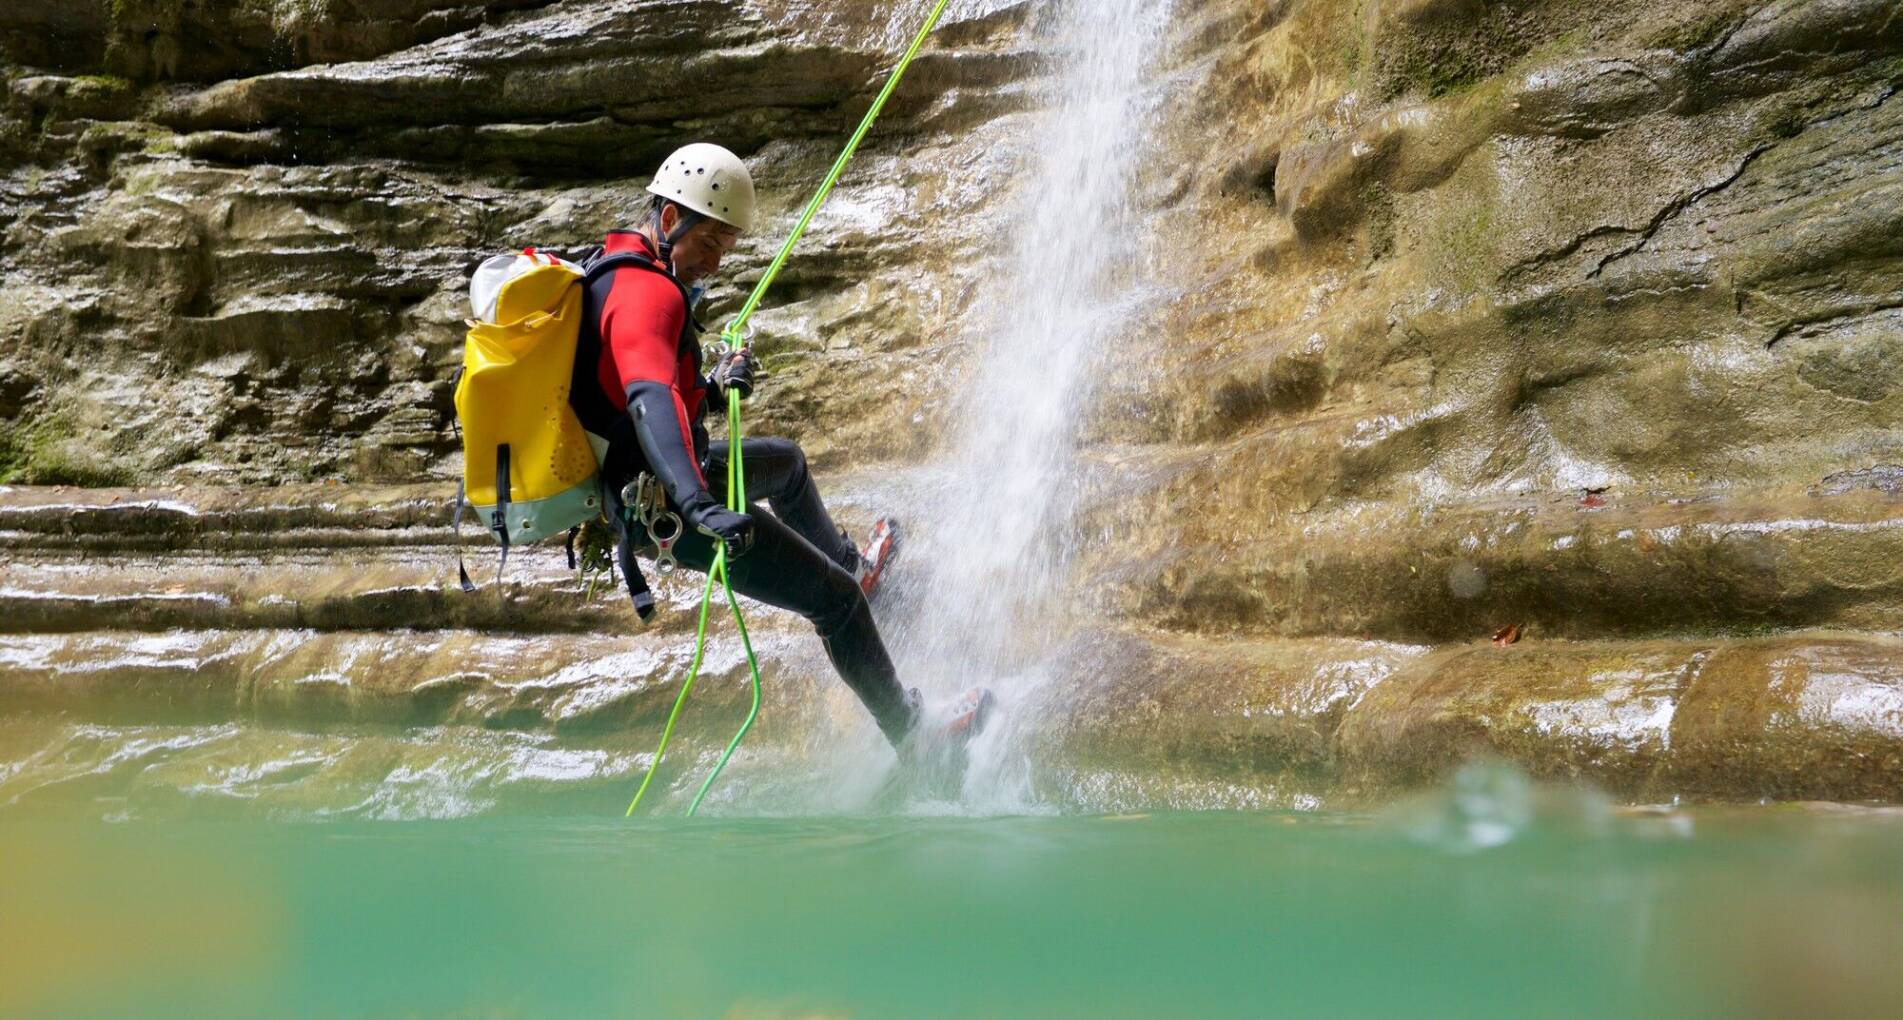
[6,483,1901,809]
[3,0,1903,810]
[1,0,1032,485]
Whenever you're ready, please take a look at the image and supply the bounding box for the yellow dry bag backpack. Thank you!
[453,244,694,621]
[452,249,605,587]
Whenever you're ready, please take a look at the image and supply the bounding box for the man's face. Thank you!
[662,206,741,284]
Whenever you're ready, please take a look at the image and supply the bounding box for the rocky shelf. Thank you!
[5,0,1903,812]
[3,483,1900,810]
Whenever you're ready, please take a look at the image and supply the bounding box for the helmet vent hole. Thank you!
[697,168,705,173]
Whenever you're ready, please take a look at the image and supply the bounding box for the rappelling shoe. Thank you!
[905,687,996,789]
[943,687,996,745]
[854,517,903,600]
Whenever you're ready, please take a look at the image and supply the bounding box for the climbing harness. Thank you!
[625,0,953,817]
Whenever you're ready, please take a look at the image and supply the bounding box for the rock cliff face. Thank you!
[1067,0,1903,803]
[2,0,1901,814]
[1,0,1035,484]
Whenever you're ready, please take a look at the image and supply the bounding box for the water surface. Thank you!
[8,805,1901,1018]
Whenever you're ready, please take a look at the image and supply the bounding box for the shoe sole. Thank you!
[946,687,995,742]
[859,519,903,598]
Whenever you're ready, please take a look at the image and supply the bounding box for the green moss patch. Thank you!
[72,74,135,92]
[0,414,134,487]
[0,425,21,481]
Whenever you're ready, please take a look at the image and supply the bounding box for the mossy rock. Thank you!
[0,414,135,487]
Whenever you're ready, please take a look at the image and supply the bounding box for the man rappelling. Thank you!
[570,142,993,759]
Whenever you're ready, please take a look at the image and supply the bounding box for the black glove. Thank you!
[708,347,756,400]
[682,493,754,558]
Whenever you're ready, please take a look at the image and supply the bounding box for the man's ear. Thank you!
[657,203,677,236]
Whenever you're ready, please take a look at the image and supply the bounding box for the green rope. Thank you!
[625,0,950,817]
[686,389,762,816]
[623,554,724,817]
[724,0,953,337]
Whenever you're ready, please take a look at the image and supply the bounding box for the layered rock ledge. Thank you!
[4,485,1898,811]
[5,0,1903,811]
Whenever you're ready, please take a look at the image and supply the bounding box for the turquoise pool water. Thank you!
[7,795,1902,1019]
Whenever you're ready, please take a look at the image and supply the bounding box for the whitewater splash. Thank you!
[872,0,1175,811]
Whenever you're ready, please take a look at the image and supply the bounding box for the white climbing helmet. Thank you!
[646,142,756,232]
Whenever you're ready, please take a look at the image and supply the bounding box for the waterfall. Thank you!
[881,0,1175,808]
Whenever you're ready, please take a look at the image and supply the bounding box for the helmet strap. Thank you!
[650,202,706,273]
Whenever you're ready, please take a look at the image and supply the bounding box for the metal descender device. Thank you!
[621,472,683,574]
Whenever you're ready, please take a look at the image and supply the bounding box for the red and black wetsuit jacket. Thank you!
[570,230,713,510]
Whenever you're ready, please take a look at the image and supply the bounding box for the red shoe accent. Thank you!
[858,517,903,598]
[944,688,995,742]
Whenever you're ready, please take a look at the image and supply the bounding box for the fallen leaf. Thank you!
[1579,493,1607,509]
[1491,624,1522,646]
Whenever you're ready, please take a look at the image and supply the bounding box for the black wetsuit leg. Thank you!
[667,502,915,748]
[704,438,859,572]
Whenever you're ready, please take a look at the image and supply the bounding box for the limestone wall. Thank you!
[3,0,1901,809]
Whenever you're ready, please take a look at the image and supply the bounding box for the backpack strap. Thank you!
[601,475,657,622]
[451,480,477,593]
[582,250,663,283]
[448,365,465,442]
[616,524,658,622]
[491,443,512,588]
[582,251,706,355]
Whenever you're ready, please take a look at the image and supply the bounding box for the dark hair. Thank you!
[645,195,714,239]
